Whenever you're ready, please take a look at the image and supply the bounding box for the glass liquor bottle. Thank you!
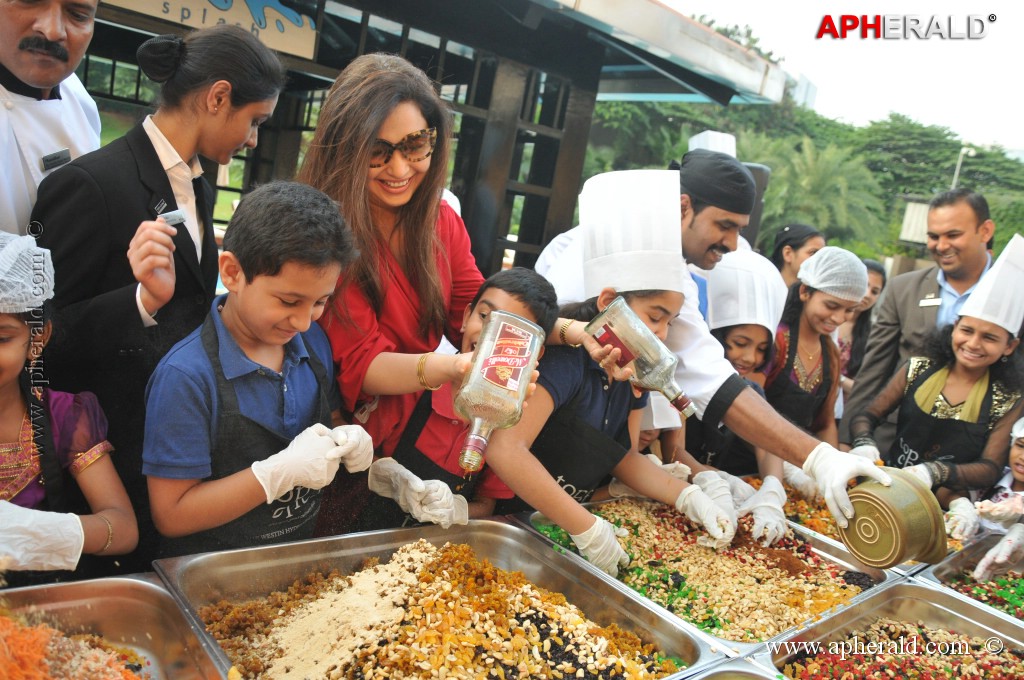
[584,296,696,418]
[454,310,545,473]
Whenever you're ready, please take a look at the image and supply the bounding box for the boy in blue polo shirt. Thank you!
[142,181,373,557]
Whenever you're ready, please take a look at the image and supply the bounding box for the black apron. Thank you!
[353,390,479,531]
[890,363,992,468]
[764,333,832,432]
[687,378,761,476]
[494,378,631,515]
[157,316,333,558]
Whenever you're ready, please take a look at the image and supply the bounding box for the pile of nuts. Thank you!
[200,540,680,679]
[552,499,870,643]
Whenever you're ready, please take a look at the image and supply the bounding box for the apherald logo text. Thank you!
[816,14,993,39]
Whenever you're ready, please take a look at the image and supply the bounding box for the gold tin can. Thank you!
[837,466,947,569]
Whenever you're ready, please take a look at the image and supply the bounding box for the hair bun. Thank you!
[137,34,186,83]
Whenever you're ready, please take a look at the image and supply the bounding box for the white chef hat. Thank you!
[706,250,788,334]
[796,246,867,303]
[581,170,688,300]
[959,233,1024,337]
[0,233,54,314]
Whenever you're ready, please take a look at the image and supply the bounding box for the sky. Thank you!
[662,1,1022,154]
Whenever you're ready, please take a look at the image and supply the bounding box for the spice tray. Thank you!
[750,580,1024,675]
[153,517,722,678]
[913,532,1024,625]
[516,502,900,658]
[0,572,224,679]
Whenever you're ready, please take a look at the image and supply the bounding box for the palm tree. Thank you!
[739,134,886,249]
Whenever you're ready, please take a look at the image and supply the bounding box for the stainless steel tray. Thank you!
[681,656,781,679]
[154,518,721,678]
[517,502,901,657]
[0,573,223,679]
[786,518,978,577]
[753,580,1024,674]
[914,532,1024,625]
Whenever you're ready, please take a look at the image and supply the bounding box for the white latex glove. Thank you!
[802,442,892,529]
[717,470,756,506]
[570,516,630,577]
[902,464,934,490]
[608,453,691,498]
[973,524,1024,581]
[848,444,882,463]
[675,485,734,549]
[367,458,469,529]
[737,475,788,546]
[976,495,1024,524]
[782,461,821,501]
[328,425,374,473]
[945,497,980,540]
[251,423,341,503]
[0,500,85,571]
[693,470,738,527]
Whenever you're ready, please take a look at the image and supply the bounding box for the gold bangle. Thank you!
[96,514,114,554]
[416,352,441,391]
[559,319,582,348]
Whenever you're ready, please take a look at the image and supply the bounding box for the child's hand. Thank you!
[976,495,1024,523]
[0,500,84,571]
[250,424,341,503]
[327,425,374,473]
[128,218,177,316]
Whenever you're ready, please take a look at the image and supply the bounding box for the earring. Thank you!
[1002,355,1009,363]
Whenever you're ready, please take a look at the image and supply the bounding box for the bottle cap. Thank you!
[458,434,488,473]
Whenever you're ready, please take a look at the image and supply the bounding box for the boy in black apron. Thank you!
[361,267,560,531]
[141,182,374,558]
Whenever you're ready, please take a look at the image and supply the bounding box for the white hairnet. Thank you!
[796,246,867,303]
[0,233,55,314]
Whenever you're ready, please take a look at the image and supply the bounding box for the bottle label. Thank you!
[481,321,535,391]
[591,324,636,367]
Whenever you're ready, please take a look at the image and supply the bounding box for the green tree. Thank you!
[737,134,885,249]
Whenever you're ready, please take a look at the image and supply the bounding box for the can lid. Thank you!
[837,466,947,569]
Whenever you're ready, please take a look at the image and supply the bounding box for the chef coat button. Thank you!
[283,384,288,392]
[4,102,13,110]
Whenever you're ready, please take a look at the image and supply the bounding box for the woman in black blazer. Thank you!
[31,25,285,574]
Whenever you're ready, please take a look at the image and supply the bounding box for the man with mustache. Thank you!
[537,149,891,530]
[1,0,100,234]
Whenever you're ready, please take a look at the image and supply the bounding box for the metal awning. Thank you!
[536,0,785,105]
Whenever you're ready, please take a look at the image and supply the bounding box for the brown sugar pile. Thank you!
[200,540,680,679]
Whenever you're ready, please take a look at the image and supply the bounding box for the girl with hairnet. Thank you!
[763,247,868,454]
[850,235,1024,533]
[0,235,137,587]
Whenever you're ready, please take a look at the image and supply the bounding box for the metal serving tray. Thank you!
[681,656,781,679]
[153,518,721,678]
[0,573,223,679]
[518,502,901,658]
[754,580,1024,675]
[914,532,1024,625]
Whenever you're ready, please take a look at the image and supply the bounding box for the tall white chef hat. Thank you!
[0,233,55,314]
[706,250,788,334]
[959,233,1024,337]
[581,170,687,300]
[1011,416,1024,441]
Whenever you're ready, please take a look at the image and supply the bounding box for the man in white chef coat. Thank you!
[538,150,892,526]
[1,0,100,235]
